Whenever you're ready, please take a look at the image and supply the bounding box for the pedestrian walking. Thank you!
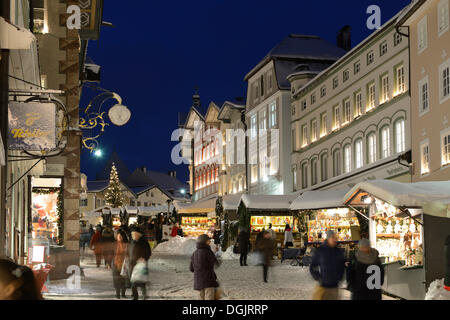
[112,229,129,299]
[267,223,276,240]
[190,234,220,300]
[0,259,42,300]
[79,222,91,255]
[90,226,103,267]
[445,234,450,291]
[346,238,384,300]
[309,230,345,300]
[129,226,152,300]
[256,231,274,283]
[237,229,250,266]
[284,224,294,249]
[102,227,115,269]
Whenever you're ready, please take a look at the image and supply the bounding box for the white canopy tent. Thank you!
[222,194,242,211]
[240,194,298,211]
[177,197,217,214]
[290,189,350,210]
[344,180,450,209]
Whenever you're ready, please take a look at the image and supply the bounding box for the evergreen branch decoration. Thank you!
[32,187,64,245]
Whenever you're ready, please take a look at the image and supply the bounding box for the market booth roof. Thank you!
[240,194,298,211]
[290,189,350,210]
[344,180,450,208]
[138,204,174,217]
[177,197,217,214]
[222,194,242,211]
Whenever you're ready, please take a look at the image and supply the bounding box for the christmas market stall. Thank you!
[177,197,218,238]
[238,194,299,248]
[219,194,242,250]
[290,189,362,251]
[344,179,450,300]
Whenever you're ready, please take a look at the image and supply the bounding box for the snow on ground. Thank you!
[425,279,450,300]
[152,236,198,256]
[44,243,395,300]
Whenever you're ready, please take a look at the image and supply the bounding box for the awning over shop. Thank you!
[178,197,217,214]
[344,180,450,208]
[0,17,36,49]
[222,194,242,211]
[290,188,350,210]
[138,204,174,217]
[240,194,298,211]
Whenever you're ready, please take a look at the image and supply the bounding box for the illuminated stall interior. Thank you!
[177,197,218,238]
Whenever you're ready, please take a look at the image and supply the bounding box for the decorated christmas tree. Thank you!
[104,163,124,208]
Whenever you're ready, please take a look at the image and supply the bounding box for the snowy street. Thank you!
[43,237,397,300]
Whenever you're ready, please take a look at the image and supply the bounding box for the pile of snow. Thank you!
[153,236,219,256]
[219,246,266,266]
[425,279,450,300]
[220,246,240,260]
[153,236,197,256]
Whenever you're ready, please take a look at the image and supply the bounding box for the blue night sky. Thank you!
[80,0,410,184]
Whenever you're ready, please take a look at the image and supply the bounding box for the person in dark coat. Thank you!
[101,227,115,269]
[445,235,450,291]
[237,229,250,267]
[256,231,274,283]
[346,238,384,300]
[310,230,345,300]
[128,226,152,300]
[190,234,220,300]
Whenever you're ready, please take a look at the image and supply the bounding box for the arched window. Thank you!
[381,126,390,159]
[215,166,219,182]
[395,119,405,153]
[355,139,363,169]
[321,153,328,182]
[333,149,341,177]
[367,133,377,164]
[311,158,318,186]
[344,145,352,173]
[301,162,308,189]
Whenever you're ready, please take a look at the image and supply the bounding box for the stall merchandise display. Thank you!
[307,209,359,242]
[372,199,423,267]
[182,216,217,237]
[250,216,298,233]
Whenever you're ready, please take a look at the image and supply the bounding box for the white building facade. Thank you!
[291,18,412,192]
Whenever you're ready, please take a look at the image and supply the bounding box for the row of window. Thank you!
[228,176,246,195]
[195,166,219,191]
[294,65,405,150]
[250,102,278,140]
[130,200,162,207]
[419,59,450,115]
[295,119,406,190]
[297,33,404,110]
[418,0,449,54]
[420,128,450,175]
[194,139,220,166]
[80,198,163,208]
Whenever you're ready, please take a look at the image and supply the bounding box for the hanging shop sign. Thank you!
[8,101,57,151]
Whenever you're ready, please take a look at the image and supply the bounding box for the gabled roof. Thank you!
[87,180,110,193]
[244,34,346,82]
[217,100,245,121]
[96,151,132,181]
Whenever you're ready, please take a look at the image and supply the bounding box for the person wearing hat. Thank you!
[309,230,345,300]
[190,234,220,300]
[128,226,151,300]
[346,238,384,300]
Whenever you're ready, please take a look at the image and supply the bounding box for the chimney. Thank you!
[193,90,200,108]
[168,170,176,178]
[337,25,351,51]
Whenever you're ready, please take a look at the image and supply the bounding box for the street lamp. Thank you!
[80,88,131,153]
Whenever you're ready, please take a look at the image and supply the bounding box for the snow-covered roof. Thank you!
[344,180,450,208]
[245,34,346,82]
[138,205,173,217]
[86,180,110,193]
[222,194,242,211]
[290,189,350,210]
[178,197,217,214]
[240,194,297,211]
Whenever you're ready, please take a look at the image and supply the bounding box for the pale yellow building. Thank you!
[397,0,450,182]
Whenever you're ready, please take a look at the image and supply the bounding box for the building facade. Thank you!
[291,14,412,193]
[244,34,346,195]
[398,0,450,182]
